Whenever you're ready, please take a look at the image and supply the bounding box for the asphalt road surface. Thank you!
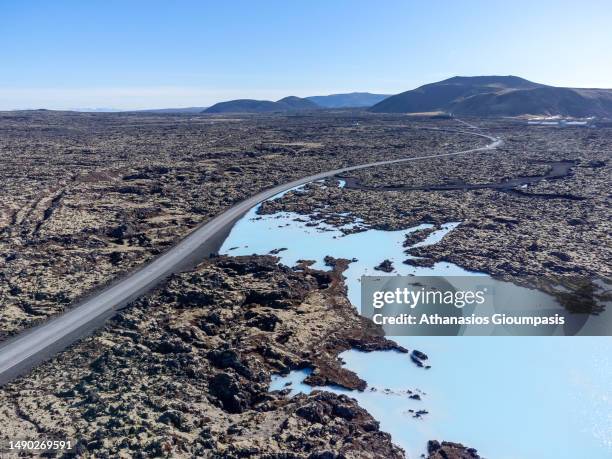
[0,126,502,386]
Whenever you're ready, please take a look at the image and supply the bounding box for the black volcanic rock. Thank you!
[374,259,394,272]
[208,372,251,413]
[411,350,428,361]
[427,440,481,458]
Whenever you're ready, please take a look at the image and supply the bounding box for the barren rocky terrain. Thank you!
[260,121,611,310]
[1,110,608,457]
[0,111,483,339]
[0,255,479,458]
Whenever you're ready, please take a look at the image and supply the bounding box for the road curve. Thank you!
[0,127,502,386]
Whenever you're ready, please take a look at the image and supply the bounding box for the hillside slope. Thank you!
[204,96,318,113]
[307,92,389,108]
[370,76,612,117]
[277,96,319,110]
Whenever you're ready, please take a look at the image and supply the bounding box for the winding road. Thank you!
[0,126,502,386]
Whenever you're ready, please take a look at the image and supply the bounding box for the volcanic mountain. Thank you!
[370,76,612,117]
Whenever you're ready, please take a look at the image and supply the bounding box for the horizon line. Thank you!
[2,74,611,112]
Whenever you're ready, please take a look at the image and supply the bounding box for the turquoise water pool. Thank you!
[220,187,611,458]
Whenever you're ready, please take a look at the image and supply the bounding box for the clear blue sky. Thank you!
[1,0,611,109]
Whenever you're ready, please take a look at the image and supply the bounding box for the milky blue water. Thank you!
[220,184,612,459]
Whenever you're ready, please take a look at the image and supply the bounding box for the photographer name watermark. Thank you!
[361,276,611,336]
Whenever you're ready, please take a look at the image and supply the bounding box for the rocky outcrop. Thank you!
[0,255,408,457]
[374,259,394,273]
[426,440,481,459]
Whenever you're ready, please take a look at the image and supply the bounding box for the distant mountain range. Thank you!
[61,77,612,118]
[203,96,318,113]
[203,93,389,113]
[369,76,612,117]
[306,92,389,108]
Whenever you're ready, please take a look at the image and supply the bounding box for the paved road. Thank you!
[0,127,502,386]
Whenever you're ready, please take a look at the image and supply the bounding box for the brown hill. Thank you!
[370,76,612,117]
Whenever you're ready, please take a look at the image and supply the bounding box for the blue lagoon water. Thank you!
[220,187,612,458]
